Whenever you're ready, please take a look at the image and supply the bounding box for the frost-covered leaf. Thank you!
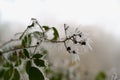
[42,26,50,31]
[23,49,30,58]
[4,67,13,80]
[34,59,45,67]
[11,69,20,80]
[8,52,18,62]
[15,59,21,67]
[0,69,5,78]
[29,67,45,80]
[22,39,26,47]
[40,48,48,55]
[3,61,13,68]
[51,27,59,41]
[0,51,2,56]
[21,34,32,47]
[32,53,43,59]
[33,31,42,39]
[28,34,32,46]
[26,60,31,74]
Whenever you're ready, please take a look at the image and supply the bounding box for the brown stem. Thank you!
[2,45,37,54]
[19,27,29,39]
[0,39,20,48]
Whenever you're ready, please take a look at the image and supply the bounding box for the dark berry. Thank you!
[73,34,76,36]
[36,42,39,45]
[81,41,86,45]
[79,34,82,37]
[72,50,76,54]
[67,47,71,51]
[74,40,77,44]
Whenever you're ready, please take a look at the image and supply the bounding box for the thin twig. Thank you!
[33,46,38,54]
[64,24,67,38]
[33,40,42,53]
[0,39,20,48]
[2,45,37,54]
[36,21,44,33]
[64,41,67,49]
[19,27,29,39]
[15,32,23,36]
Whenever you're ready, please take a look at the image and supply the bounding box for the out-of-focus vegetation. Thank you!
[95,71,106,80]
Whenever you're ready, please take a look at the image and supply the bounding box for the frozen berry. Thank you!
[81,41,86,45]
[79,34,82,37]
[74,40,77,44]
[73,34,76,36]
[67,47,71,51]
[72,50,76,54]
[36,42,39,45]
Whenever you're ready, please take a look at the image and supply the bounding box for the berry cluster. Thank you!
[63,24,89,55]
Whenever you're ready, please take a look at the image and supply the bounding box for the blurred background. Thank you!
[0,0,120,80]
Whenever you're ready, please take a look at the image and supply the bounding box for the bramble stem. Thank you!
[2,45,37,54]
[0,39,20,48]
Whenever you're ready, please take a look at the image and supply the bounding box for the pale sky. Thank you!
[0,0,120,37]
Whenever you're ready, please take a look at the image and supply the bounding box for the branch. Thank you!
[0,19,87,56]
[2,45,37,54]
[19,27,29,39]
[0,39,20,48]
[31,18,44,33]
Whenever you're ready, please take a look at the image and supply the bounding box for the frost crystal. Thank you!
[63,24,92,62]
[111,72,120,80]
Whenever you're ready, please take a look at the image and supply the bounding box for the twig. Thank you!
[31,18,44,33]
[15,32,23,36]
[33,46,38,54]
[33,40,42,53]
[0,39,20,48]
[19,27,29,39]
[36,21,44,33]
[64,24,68,38]
[2,45,37,54]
